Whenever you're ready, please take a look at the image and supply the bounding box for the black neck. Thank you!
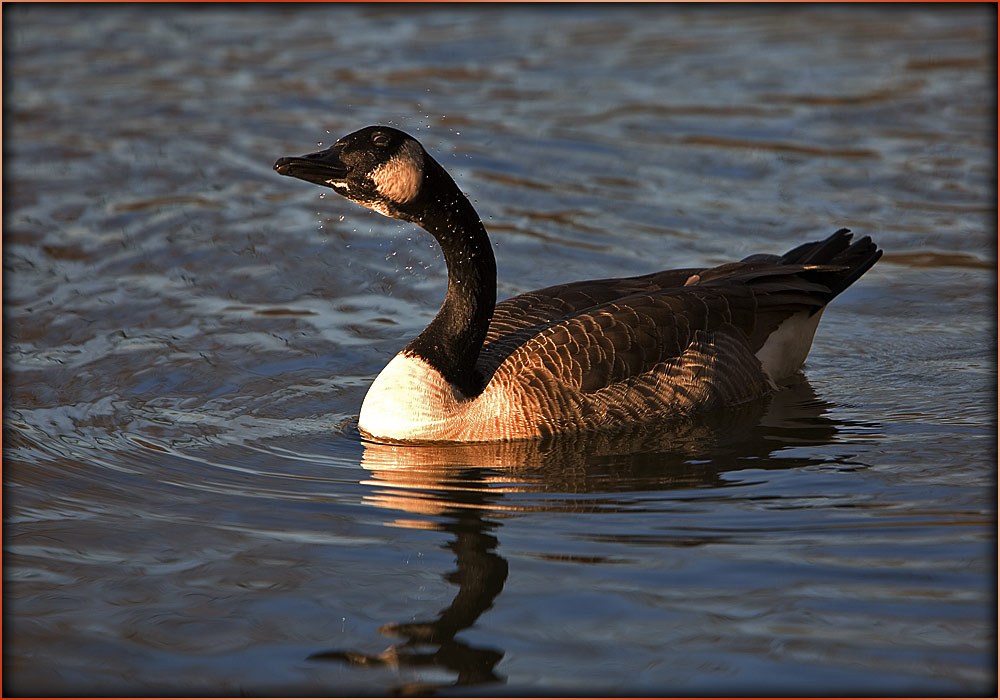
[399,157,497,396]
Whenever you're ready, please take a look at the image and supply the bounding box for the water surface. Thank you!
[4,5,996,696]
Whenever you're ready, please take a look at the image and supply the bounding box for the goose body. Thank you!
[275,126,881,442]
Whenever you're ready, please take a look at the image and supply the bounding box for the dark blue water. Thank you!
[4,5,995,696]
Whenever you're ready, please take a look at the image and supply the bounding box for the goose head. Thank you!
[274,125,427,220]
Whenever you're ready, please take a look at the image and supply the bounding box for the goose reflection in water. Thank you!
[308,474,509,694]
[308,378,875,694]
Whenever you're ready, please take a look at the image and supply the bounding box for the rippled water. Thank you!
[4,5,996,696]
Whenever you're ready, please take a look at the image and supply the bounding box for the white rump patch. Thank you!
[369,139,424,204]
[755,309,824,384]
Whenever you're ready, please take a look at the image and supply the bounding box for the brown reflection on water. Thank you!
[312,378,866,693]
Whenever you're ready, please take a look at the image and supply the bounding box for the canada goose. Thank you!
[274,126,881,443]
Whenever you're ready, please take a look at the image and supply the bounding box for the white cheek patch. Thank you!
[369,140,424,204]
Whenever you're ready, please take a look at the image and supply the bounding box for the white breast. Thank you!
[359,353,465,440]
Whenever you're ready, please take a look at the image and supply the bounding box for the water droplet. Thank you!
[318,193,325,199]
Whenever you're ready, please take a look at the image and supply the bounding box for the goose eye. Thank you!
[372,132,391,148]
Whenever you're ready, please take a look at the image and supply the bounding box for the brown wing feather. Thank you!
[486,280,790,389]
[478,269,699,378]
[480,266,824,386]
[483,269,700,342]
